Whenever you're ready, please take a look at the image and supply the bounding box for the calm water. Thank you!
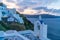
[42,18,60,40]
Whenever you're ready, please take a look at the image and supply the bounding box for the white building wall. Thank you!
[40,23,48,40]
[0,11,2,21]
[0,5,24,23]
[34,21,40,36]
[8,8,16,14]
[8,9,24,24]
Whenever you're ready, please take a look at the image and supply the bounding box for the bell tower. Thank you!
[34,15,50,40]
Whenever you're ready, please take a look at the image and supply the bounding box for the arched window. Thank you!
[37,23,40,30]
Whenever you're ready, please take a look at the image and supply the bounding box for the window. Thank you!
[37,23,40,30]
[38,25,40,30]
[2,12,5,16]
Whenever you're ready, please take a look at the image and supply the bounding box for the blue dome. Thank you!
[39,20,43,24]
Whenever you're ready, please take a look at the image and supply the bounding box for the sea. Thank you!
[43,18,60,40]
[26,17,60,40]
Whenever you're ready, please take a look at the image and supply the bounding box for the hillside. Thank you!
[0,12,34,31]
[0,3,34,31]
[16,12,34,30]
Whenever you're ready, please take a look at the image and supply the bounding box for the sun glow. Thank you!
[22,8,37,14]
[2,0,20,9]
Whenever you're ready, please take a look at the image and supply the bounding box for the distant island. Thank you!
[25,14,60,18]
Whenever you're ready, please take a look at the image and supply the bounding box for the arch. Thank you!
[34,20,48,40]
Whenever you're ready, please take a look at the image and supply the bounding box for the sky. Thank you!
[0,0,60,15]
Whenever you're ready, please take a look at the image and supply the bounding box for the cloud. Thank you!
[0,0,60,15]
[0,0,2,2]
[21,8,37,14]
[5,0,56,8]
[2,0,57,9]
[2,0,20,9]
[47,0,60,9]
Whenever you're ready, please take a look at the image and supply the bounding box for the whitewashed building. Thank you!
[0,3,24,24]
[0,30,30,40]
[18,30,39,40]
[0,30,39,40]
[0,31,5,40]
[34,16,50,40]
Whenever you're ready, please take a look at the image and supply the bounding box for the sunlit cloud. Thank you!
[2,0,20,9]
[21,8,37,15]
[0,0,60,15]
